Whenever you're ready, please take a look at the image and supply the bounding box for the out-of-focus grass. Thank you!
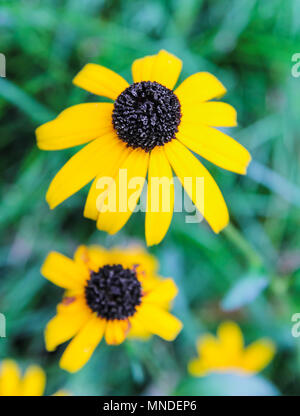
[0,0,300,396]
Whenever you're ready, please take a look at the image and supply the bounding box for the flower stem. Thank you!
[223,223,263,269]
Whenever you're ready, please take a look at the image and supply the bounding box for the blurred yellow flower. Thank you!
[42,245,182,373]
[36,49,251,245]
[0,359,67,396]
[188,321,275,377]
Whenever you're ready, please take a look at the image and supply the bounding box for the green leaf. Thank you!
[0,78,54,124]
[221,274,269,311]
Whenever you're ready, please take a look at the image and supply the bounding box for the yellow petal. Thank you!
[46,132,119,209]
[84,138,132,221]
[188,358,209,377]
[73,245,92,268]
[109,246,159,280]
[104,320,129,345]
[145,147,174,246]
[139,274,163,296]
[60,315,106,373]
[20,366,46,396]
[196,334,221,360]
[241,339,275,373]
[181,102,237,127]
[195,334,235,370]
[217,321,244,356]
[175,72,226,105]
[143,278,178,307]
[0,360,21,396]
[36,103,114,150]
[97,148,149,234]
[132,50,182,89]
[177,123,251,175]
[128,316,152,340]
[85,245,109,269]
[41,251,88,290]
[73,63,129,100]
[53,389,70,396]
[135,303,182,341]
[73,245,107,273]
[164,139,229,233]
[45,297,91,352]
[85,177,105,221]
[132,55,154,83]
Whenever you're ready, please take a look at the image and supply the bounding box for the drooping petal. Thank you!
[60,315,106,373]
[145,147,174,246]
[164,139,229,233]
[36,103,114,150]
[128,316,151,339]
[84,177,106,221]
[181,102,237,127]
[20,366,46,396]
[104,320,129,345]
[241,339,275,373]
[139,273,162,294]
[45,297,91,352]
[46,132,120,209]
[177,123,251,174]
[97,148,149,234]
[84,138,132,221]
[175,72,226,105]
[132,50,182,89]
[143,278,178,307]
[73,63,129,100]
[41,252,88,290]
[0,360,21,396]
[135,304,182,341]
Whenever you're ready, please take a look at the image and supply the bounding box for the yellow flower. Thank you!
[0,359,66,396]
[36,50,251,245]
[42,244,182,373]
[188,321,275,377]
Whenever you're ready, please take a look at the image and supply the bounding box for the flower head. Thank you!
[42,245,182,373]
[188,321,275,377]
[0,359,66,396]
[36,50,251,245]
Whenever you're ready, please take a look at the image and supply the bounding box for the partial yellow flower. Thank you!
[188,321,275,377]
[36,50,251,245]
[41,245,182,373]
[0,359,66,396]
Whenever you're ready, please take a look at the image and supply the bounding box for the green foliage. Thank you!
[1,0,300,396]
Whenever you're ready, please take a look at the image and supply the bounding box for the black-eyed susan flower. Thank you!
[41,244,182,373]
[188,321,275,377]
[36,50,251,245]
[0,359,67,396]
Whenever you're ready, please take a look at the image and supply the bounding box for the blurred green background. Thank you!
[1,0,300,396]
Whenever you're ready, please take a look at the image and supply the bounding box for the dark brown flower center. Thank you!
[112,81,181,152]
[85,264,142,320]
